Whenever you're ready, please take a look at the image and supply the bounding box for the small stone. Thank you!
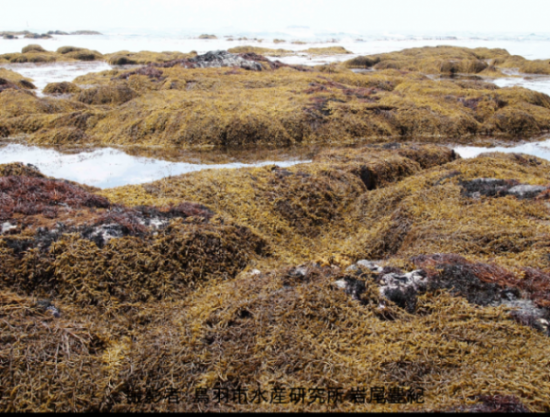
[46,305,61,318]
[333,280,347,290]
[356,260,383,273]
[1,222,16,234]
[290,266,309,277]
[507,184,547,199]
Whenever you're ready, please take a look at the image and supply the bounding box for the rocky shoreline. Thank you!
[1,46,550,150]
[1,45,550,412]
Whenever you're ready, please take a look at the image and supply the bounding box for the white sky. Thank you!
[2,0,549,34]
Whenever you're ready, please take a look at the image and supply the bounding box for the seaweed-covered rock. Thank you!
[43,82,82,96]
[0,162,44,178]
[108,55,137,65]
[24,33,52,39]
[3,46,550,147]
[0,77,20,93]
[0,171,269,305]
[188,50,263,71]
[21,44,46,53]
[57,46,84,54]
[64,49,102,61]
[460,178,548,199]
[77,85,138,105]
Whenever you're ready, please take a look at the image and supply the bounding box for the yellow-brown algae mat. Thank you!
[1,142,550,411]
[1,46,550,149]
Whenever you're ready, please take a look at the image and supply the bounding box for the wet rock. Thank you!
[1,222,16,234]
[81,223,128,247]
[154,50,265,71]
[460,178,518,198]
[507,184,547,199]
[332,276,366,301]
[411,254,550,335]
[378,270,427,313]
[460,178,548,199]
[357,260,384,273]
[35,299,61,318]
[342,277,367,300]
[336,253,550,334]
[189,50,263,71]
[345,259,383,274]
[333,279,347,289]
[428,263,505,306]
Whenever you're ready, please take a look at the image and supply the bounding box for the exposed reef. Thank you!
[345,45,550,76]
[0,44,103,63]
[2,46,550,148]
[2,145,550,412]
[3,43,550,412]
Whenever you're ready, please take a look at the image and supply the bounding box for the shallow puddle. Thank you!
[0,61,113,95]
[494,75,550,96]
[0,143,311,189]
[454,138,550,160]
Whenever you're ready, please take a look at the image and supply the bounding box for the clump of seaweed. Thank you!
[64,49,103,61]
[57,46,85,54]
[76,85,138,105]
[0,162,44,177]
[0,68,37,91]
[106,50,196,65]
[21,44,46,53]
[43,81,82,96]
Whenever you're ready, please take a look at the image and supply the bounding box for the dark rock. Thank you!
[507,184,547,199]
[189,50,263,71]
[35,299,61,318]
[460,178,548,199]
[452,395,531,413]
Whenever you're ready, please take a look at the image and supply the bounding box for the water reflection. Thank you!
[494,75,550,96]
[0,61,112,95]
[0,144,311,189]
[454,138,550,160]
